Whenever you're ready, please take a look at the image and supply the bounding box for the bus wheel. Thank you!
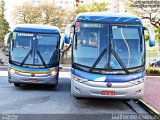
[124,99,131,101]
[14,83,21,87]
[75,97,83,100]
[52,84,58,88]
[48,83,58,88]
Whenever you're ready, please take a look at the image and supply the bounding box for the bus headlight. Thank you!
[72,74,88,83]
[10,68,16,74]
[129,78,145,85]
[50,70,57,75]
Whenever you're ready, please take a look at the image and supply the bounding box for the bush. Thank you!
[146,67,160,74]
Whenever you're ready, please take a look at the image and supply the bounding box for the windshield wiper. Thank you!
[20,50,32,66]
[37,50,47,68]
[111,49,129,74]
[89,47,129,73]
[89,48,107,72]
[49,49,58,64]
[10,60,21,66]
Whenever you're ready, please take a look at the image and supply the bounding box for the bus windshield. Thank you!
[10,32,59,67]
[73,22,144,71]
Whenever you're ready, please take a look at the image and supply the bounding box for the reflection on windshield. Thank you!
[73,22,144,70]
[73,22,109,68]
[10,32,59,67]
[11,33,33,64]
[110,25,144,69]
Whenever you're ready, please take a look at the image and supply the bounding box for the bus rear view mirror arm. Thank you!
[64,24,74,44]
[144,27,155,47]
[4,32,11,52]
[59,36,64,50]
[4,32,11,47]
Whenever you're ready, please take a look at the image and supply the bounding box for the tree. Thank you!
[124,0,160,59]
[12,2,67,29]
[11,2,73,63]
[61,2,110,63]
[51,8,66,29]
[12,2,42,24]
[40,3,65,26]
[0,0,9,46]
[125,0,160,29]
[76,2,109,14]
[125,0,160,44]
[60,2,110,63]
[40,3,56,24]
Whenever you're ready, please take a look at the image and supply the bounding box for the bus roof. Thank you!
[11,24,60,34]
[76,12,142,23]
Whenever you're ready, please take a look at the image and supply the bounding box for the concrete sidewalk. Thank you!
[144,77,160,112]
[1,64,160,118]
[139,77,160,119]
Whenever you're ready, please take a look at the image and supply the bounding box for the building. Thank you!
[75,0,126,13]
[54,0,76,10]
[5,0,127,27]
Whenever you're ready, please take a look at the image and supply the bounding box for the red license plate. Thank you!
[102,91,115,96]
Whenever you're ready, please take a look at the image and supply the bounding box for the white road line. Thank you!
[62,66,71,69]
[0,71,8,76]
[59,72,71,78]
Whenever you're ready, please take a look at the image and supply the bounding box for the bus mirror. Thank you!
[59,36,64,50]
[4,32,11,47]
[64,24,73,44]
[59,66,62,70]
[144,27,155,47]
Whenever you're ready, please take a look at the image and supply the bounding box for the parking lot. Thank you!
[0,67,155,120]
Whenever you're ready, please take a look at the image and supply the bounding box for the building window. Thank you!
[76,0,80,3]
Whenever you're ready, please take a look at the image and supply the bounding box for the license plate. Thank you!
[102,91,115,96]
[28,79,37,83]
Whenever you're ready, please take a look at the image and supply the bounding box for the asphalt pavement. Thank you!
[0,67,155,120]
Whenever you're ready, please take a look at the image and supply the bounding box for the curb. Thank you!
[138,99,160,120]
[146,76,160,78]
[0,65,8,67]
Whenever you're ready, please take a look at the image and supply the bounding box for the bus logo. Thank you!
[107,82,112,87]
[31,73,35,77]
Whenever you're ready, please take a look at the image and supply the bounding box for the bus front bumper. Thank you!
[71,78,144,99]
[8,71,59,85]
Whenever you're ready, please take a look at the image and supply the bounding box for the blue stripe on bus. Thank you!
[71,68,145,82]
[14,27,59,34]
[77,16,140,23]
[10,64,58,72]
[124,18,135,22]
[115,17,121,21]
[95,17,108,21]
[83,16,91,20]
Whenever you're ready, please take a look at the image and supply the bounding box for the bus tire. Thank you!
[48,83,58,88]
[75,97,82,100]
[52,84,58,88]
[14,83,21,87]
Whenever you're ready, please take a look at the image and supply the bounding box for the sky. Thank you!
[5,0,25,27]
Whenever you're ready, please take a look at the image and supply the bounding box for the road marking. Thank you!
[59,72,71,78]
[62,66,71,69]
[0,71,8,76]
